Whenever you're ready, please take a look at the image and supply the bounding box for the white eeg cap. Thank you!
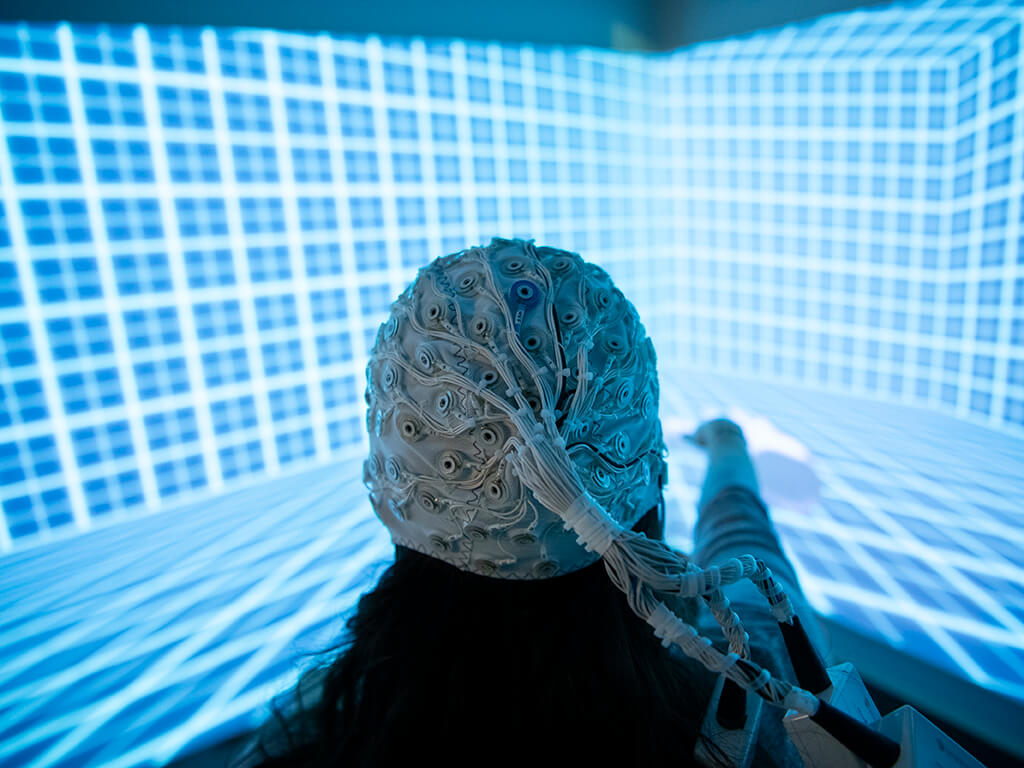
[363,237,668,579]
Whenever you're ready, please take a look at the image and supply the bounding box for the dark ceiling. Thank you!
[0,0,895,52]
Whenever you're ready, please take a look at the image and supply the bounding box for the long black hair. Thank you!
[239,507,732,767]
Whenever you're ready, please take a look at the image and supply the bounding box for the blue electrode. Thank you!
[509,280,540,333]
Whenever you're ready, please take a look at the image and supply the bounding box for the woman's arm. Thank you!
[688,419,829,659]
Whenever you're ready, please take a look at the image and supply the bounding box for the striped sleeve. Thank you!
[692,485,829,660]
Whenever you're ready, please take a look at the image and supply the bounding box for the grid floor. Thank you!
[0,364,1021,767]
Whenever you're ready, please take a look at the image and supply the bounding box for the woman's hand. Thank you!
[684,418,747,452]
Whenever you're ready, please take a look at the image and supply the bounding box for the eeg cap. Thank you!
[363,237,668,579]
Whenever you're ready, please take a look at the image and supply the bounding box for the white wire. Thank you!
[371,245,813,714]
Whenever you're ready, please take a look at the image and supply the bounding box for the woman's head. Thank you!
[363,238,669,579]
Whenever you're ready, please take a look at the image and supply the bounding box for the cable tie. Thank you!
[749,665,771,692]
[647,602,698,648]
[647,602,678,645]
[563,493,620,554]
[678,568,706,596]
[715,651,741,675]
[722,557,744,581]
[782,686,820,716]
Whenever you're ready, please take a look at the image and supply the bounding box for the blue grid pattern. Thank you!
[660,372,1024,696]
[0,2,1016,547]
[0,1,1023,765]
[1,374,1023,768]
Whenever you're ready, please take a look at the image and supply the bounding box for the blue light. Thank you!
[1,3,1023,765]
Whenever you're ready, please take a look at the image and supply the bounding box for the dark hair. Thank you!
[242,508,731,767]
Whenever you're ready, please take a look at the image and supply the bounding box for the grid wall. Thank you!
[662,0,1024,434]
[0,22,665,551]
[1,0,1023,554]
